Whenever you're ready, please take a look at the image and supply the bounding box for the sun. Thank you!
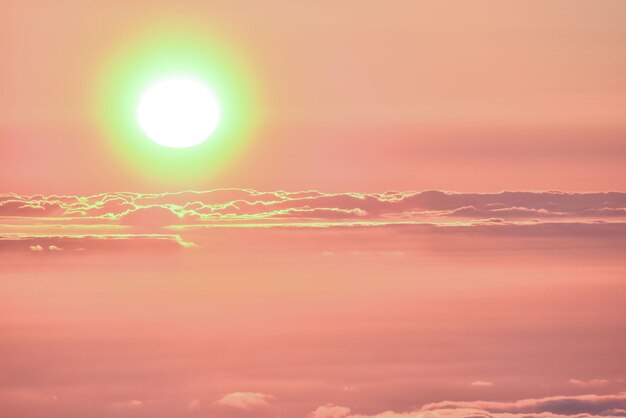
[136,76,220,148]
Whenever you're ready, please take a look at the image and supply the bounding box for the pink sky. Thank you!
[1,1,625,418]
[1,190,625,417]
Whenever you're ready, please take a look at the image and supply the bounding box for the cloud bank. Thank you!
[2,190,624,253]
[1,189,624,224]
[310,392,626,418]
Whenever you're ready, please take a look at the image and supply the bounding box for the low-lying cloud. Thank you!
[0,234,194,254]
[310,392,626,418]
[2,190,624,225]
[215,392,272,410]
[2,190,624,253]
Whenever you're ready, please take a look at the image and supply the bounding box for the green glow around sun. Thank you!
[94,24,261,183]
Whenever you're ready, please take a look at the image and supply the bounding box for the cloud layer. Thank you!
[2,190,624,254]
[310,392,626,418]
[2,190,625,224]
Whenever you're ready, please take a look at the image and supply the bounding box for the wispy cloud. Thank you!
[2,190,625,225]
[215,392,273,410]
[310,391,626,418]
[2,190,624,253]
[568,378,611,388]
[469,380,494,387]
[310,403,352,418]
[0,233,194,253]
[421,392,626,415]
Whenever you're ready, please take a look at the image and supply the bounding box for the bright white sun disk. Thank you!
[136,77,220,148]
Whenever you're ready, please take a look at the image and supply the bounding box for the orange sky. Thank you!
[1,0,625,193]
[1,2,625,418]
[2,219,626,417]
